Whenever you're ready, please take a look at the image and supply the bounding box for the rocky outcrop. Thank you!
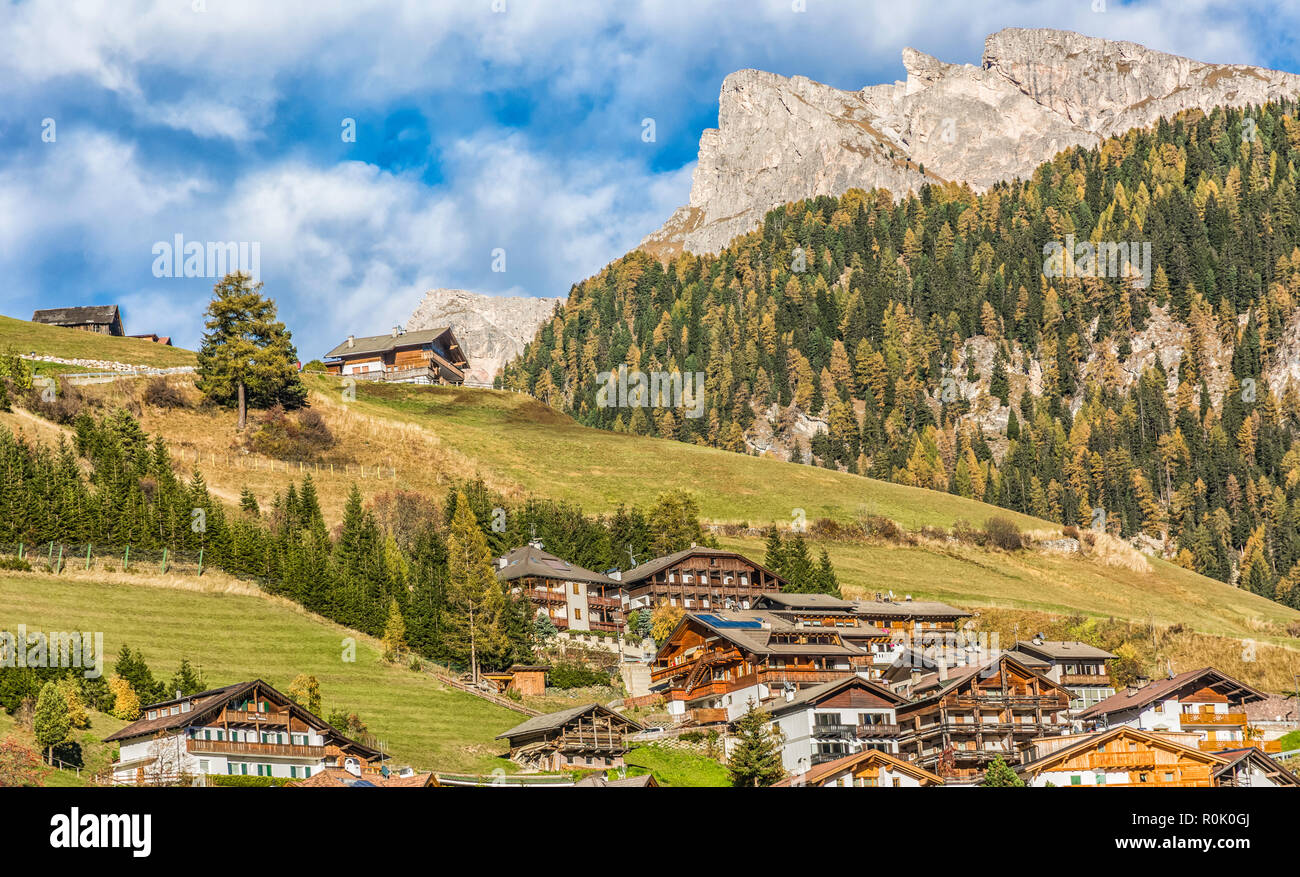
[643,27,1300,257]
[406,289,562,386]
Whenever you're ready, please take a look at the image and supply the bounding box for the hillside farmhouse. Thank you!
[32,305,124,336]
[323,325,469,385]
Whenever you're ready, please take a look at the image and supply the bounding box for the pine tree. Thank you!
[983,755,1024,787]
[196,272,306,429]
[382,598,408,663]
[727,703,785,787]
[444,491,506,682]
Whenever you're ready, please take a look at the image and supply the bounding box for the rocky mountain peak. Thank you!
[641,28,1300,258]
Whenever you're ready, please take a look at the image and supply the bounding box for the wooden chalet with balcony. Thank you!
[893,654,1072,782]
[1005,638,1116,714]
[104,680,384,784]
[752,593,903,677]
[323,325,469,385]
[765,676,907,775]
[496,543,625,633]
[650,610,878,723]
[773,748,945,788]
[617,546,784,612]
[1211,746,1300,787]
[1076,667,1274,754]
[1017,727,1228,787]
[851,595,969,648]
[496,703,643,772]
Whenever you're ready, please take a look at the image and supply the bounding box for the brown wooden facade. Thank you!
[496,704,643,772]
[1019,728,1227,787]
[621,547,785,611]
[323,327,469,385]
[894,655,1071,781]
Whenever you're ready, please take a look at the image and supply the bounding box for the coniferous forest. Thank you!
[502,100,1300,608]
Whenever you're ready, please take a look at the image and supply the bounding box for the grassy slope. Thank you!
[318,377,1047,530]
[0,315,196,368]
[0,569,520,774]
[24,371,1299,642]
[624,744,730,787]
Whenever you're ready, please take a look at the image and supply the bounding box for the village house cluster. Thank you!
[101,539,1300,788]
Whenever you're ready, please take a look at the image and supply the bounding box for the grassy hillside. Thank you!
[0,314,195,368]
[0,568,521,774]
[19,371,1299,645]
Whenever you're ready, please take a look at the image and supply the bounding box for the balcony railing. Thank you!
[1179,712,1247,727]
[856,723,901,739]
[186,739,324,758]
[219,708,289,726]
[1060,674,1112,687]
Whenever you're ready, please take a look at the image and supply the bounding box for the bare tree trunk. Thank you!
[237,380,247,431]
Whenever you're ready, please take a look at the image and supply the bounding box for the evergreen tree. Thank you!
[196,272,306,429]
[444,491,506,681]
[381,598,407,663]
[983,755,1025,787]
[727,702,785,787]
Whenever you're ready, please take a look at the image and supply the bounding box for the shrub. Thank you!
[142,377,190,409]
[244,405,336,461]
[24,381,85,425]
[983,516,1023,551]
[548,662,613,689]
[208,774,294,787]
[0,557,32,572]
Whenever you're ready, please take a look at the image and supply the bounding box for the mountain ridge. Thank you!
[641,27,1300,257]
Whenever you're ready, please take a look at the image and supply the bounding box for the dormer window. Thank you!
[147,710,157,720]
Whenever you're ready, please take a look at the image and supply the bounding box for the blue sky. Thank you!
[1,0,1297,357]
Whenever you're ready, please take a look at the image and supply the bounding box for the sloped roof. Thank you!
[496,703,642,740]
[32,305,119,326]
[619,546,784,586]
[765,675,906,718]
[287,768,438,788]
[673,610,863,658]
[1211,748,1300,785]
[752,593,856,611]
[573,773,658,787]
[1076,667,1267,721]
[1010,640,1116,661]
[850,598,969,619]
[496,544,618,586]
[322,327,455,360]
[898,654,1071,707]
[1018,726,1227,776]
[773,748,944,787]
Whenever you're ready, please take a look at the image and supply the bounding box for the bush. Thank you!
[0,557,32,572]
[244,405,336,461]
[24,381,85,425]
[548,662,613,690]
[142,377,190,409]
[983,516,1023,551]
[208,774,294,787]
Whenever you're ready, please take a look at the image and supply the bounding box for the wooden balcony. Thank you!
[1060,674,1111,687]
[522,588,566,606]
[1179,711,1247,727]
[759,668,851,686]
[219,708,289,726]
[687,708,729,725]
[1196,738,1280,753]
[587,594,623,609]
[187,739,324,759]
[856,723,901,739]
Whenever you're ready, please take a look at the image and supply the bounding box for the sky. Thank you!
[2,0,1298,358]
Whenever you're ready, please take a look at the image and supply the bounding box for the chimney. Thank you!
[346,335,355,349]
[343,758,361,778]
[391,325,402,338]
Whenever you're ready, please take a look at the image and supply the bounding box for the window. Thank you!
[574,608,582,620]
[147,710,157,720]
[1163,772,1174,782]
[814,713,842,726]
[198,760,209,774]
[1070,775,1081,785]
[572,583,579,595]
